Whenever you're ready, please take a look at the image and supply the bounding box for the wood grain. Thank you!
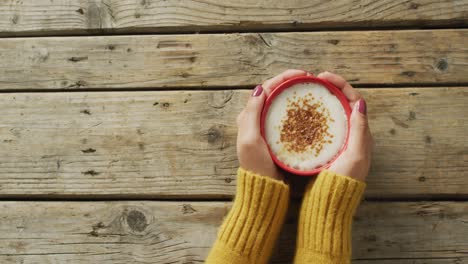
[0,201,466,263]
[0,0,467,36]
[0,88,466,199]
[0,30,467,90]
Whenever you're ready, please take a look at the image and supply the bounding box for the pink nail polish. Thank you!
[252,85,263,97]
[358,99,367,115]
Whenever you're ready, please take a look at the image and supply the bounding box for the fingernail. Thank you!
[358,99,367,115]
[252,85,263,97]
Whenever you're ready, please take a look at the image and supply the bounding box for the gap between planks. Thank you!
[1,25,468,39]
[0,196,468,202]
[0,83,468,94]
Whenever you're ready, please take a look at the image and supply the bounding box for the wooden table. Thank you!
[0,1,467,263]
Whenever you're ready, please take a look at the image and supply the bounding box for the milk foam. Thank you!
[265,83,347,171]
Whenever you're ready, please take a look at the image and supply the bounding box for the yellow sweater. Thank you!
[206,168,366,264]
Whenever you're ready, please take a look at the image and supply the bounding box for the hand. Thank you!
[236,69,308,181]
[318,71,373,182]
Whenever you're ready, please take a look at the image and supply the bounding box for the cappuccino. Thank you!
[264,83,347,171]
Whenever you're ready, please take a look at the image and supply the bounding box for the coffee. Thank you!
[264,82,347,171]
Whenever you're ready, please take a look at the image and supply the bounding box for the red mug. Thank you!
[260,75,352,176]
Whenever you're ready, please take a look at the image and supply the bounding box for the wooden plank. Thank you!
[0,201,466,263]
[0,30,467,90]
[0,0,467,36]
[0,87,466,199]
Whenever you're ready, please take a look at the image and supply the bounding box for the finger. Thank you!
[239,85,266,137]
[262,69,307,95]
[346,99,371,156]
[317,71,361,106]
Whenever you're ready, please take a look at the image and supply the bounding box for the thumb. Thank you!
[346,99,370,153]
[239,85,266,137]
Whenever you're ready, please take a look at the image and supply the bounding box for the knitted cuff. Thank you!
[206,168,290,264]
[295,170,366,264]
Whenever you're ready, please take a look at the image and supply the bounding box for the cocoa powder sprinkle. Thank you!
[279,93,333,156]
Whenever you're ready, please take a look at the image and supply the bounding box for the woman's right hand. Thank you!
[318,72,373,182]
[236,69,308,181]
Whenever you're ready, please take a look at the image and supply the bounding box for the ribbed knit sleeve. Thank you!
[206,167,290,264]
[294,170,366,264]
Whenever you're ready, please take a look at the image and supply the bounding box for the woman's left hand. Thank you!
[318,71,373,182]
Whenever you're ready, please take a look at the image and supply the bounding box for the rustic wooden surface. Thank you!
[1,1,467,263]
[0,0,467,36]
[0,88,466,199]
[0,201,466,263]
[0,30,467,90]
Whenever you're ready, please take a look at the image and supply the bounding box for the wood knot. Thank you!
[106,44,116,51]
[400,71,415,77]
[182,204,197,214]
[408,111,416,121]
[391,116,409,128]
[68,56,88,62]
[327,39,340,45]
[75,80,87,88]
[435,58,448,72]
[138,142,145,151]
[32,49,49,63]
[76,8,85,15]
[80,109,91,115]
[11,14,19,24]
[81,148,96,153]
[418,176,426,182]
[69,80,87,88]
[140,0,150,7]
[82,170,100,176]
[89,222,106,237]
[425,135,432,144]
[153,102,171,110]
[205,126,224,144]
[126,210,148,232]
[224,177,233,183]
